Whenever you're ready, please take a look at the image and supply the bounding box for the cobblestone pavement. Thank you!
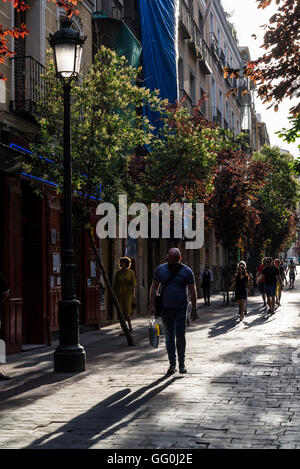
[1,280,300,449]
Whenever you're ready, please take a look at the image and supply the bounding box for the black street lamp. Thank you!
[49,19,87,372]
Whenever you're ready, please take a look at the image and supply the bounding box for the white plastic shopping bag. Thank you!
[148,316,160,348]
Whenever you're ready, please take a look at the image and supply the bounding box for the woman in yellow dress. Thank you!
[113,257,137,333]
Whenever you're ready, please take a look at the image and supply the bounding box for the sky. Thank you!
[221,0,299,157]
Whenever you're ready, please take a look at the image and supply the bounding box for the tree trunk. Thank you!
[85,225,135,347]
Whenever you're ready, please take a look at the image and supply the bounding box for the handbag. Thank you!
[229,277,236,292]
[149,317,160,348]
[154,264,183,317]
[257,273,265,284]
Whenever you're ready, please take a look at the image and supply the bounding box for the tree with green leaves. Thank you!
[276,115,300,174]
[24,46,165,345]
[135,102,226,207]
[252,145,300,258]
[208,144,269,266]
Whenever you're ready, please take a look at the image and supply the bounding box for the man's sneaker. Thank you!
[179,366,187,374]
[166,366,176,375]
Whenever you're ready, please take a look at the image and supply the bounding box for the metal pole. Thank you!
[54,81,86,372]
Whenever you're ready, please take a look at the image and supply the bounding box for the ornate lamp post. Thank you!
[49,19,87,372]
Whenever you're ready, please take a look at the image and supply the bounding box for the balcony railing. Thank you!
[11,56,47,119]
[180,88,194,115]
[179,0,192,39]
[223,119,229,130]
[199,40,212,74]
[219,49,226,67]
[225,61,233,87]
[188,20,203,59]
[212,106,222,125]
[210,32,219,60]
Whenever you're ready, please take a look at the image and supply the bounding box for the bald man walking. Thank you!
[150,248,198,375]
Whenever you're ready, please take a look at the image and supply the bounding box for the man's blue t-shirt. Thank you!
[154,263,195,309]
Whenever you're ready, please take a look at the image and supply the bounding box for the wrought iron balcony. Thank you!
[210,32,220,60]
[188,20,203,59]
[219,49,226,67]
[180,88,194,115]
[10,56,47,120]
[179,0,192,39]
[212,106,222,125]
[199,40,212,74]
[225,61,233,88]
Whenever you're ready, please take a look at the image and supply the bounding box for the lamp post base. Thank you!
[54,345,86,372]
[54,299,86,373]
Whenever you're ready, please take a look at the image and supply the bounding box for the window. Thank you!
[190,72,196,104]
[231,111,235,132]
[210,12,214,33]
[225,100,229,128]
[97,0,123,18]
[211,76,216,108]
[237,120,240,135]
[198,9,204,30]
[200,87,206,115]
[217,28,221,49]
[219,89,223,117]
[178,57,184,91]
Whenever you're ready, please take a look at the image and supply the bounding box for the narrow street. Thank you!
[0,280,300,449]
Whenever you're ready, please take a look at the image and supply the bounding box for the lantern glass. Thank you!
[54,43,76,78]
[74,44,83,76]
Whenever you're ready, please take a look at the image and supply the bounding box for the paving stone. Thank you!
[1,286,300,449]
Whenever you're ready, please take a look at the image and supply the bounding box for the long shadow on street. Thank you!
[25,375,178,449]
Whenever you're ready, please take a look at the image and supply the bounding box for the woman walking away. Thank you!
[113,257,137,333]
[256,257,267,307]
[199,263,214,306]
[232,264,250,322]
[280,259,287,288]
[275,259,286,306]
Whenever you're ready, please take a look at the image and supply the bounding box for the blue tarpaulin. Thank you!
[138,0,178,127]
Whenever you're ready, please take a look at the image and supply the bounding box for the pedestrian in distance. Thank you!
[274,259,286,306]
[113,257,137,334]
[231,264,251,322]
[149,248,197,375]
[0,271,10,380]
[261,257,283,315]
[199,263,214,306]
[279,259,287,287]
[288,260,297,288]
[256,257,267,307]
[237,261,250,315]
